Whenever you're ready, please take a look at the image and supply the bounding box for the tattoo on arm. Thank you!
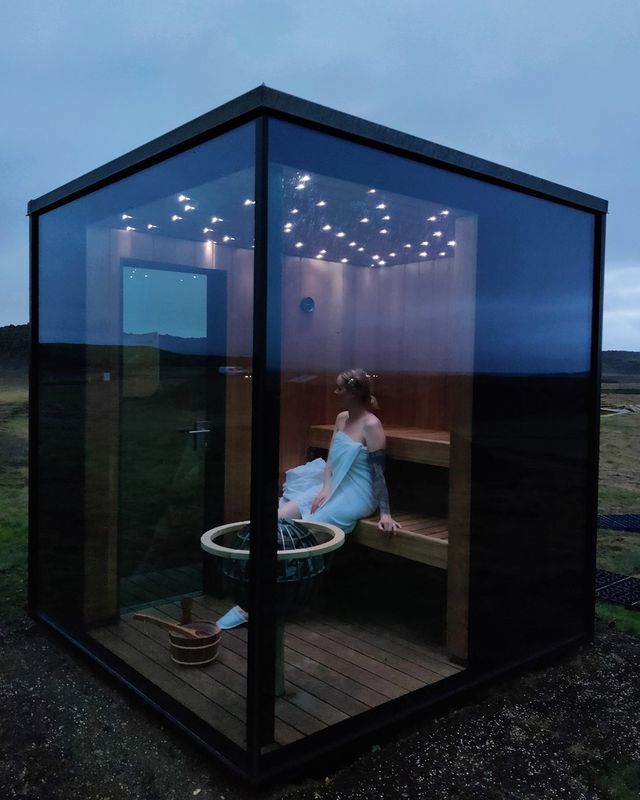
[368,449,390,515]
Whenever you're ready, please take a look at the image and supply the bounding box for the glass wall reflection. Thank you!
[37,123,256,750]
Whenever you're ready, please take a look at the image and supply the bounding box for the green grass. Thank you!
[0,375,28,621]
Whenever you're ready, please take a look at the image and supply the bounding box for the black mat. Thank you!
[598,514,640,532]
[596,576,640,608]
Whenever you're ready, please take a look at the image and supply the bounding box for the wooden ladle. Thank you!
[133,612,212,639]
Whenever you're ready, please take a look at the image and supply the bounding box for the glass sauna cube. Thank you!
[29,87,606,784]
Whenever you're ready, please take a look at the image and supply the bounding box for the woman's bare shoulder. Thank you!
[363,412,383,432]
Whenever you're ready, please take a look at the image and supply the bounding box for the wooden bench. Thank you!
[308,425,450,570]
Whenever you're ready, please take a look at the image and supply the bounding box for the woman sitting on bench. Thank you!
[218,369,401,629]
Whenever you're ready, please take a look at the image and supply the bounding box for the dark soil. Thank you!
[1,615,639,800]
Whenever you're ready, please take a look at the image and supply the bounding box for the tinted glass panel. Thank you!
[36,122,255,751]
[264,118,595,742]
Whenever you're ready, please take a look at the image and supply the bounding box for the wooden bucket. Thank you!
[168,621,221,666]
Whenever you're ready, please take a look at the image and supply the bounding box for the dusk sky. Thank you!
[1,1,638,350]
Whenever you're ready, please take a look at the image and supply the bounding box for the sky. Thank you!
[1,0,638,350]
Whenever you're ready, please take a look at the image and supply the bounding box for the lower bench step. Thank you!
[352,513,449,570]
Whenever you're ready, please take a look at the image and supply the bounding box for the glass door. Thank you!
[118,262,227,607]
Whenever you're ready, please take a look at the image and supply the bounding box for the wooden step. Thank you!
[308,425,450,468]
[352,513,448,570]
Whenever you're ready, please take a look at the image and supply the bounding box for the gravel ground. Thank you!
[1,615,639,800]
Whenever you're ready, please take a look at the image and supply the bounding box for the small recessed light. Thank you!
[420,241,429,246]
[379,229,388,234]
[439,251,446,256]
[178,194,190,202]
[322,224,332,231]
[440,210,450,216]
[360,217,369,223]
[433,231,443,238]
[171,215,182,222]
[291,208,299,214]
[125,226,135,231]
[419,251,428,258]
[368,188,376,194]
[357,247,365,252]
[404,243,412,248]
[372,255,380,260]
[244,199,256,206]
[295,183,306,190]
[211,216,223,223]
[349,241,357,247]
[341,258,348,263]
[316,253,324,259]
[316,200,327,207]
[295,241,304,248]
[427,216,437,222]
[147,224,157,230]
[300,175,311,182]
[283,227,292,233]
[379,260,386,266]
[382,215,390,221]
[320,249,327,254]
[448,240,456,247]
[336,232,346,238]
[203,228,212,234]
[222,235,235,242]
[376,203,386,210]
[184,204,195,211]
[389,252,396,257]
[121,213,133,220]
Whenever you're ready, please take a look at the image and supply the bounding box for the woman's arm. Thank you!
[364,418,401,535]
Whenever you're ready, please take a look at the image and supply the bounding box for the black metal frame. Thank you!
[28,86,608,785]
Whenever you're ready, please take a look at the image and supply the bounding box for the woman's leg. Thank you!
[278,500,301,519]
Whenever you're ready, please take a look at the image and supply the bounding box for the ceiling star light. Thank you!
[420,241,429,246]
[336,231,346,238]
[349,241,357,247]
[360,217,369,223]
[433,231,443,238]
[147,224,157,230]
[320,249,327,254]
[379,260,386,266]
[372,255,380,260]
[448,240,456,247]
[295,183,306,190]
[419,251,428,257]
[368,188,376,194]
[184,204,195,211]
[379,228,388,234]
[376,203,386,210]
[211,216,223,223]
[300,174,311,182]
[291,208,299,214]
[322,224,332,231]
[125,226,135,231]
[121,213,133,220]
[316,200,327,207]
[295,241,304,248]
[357,246,365,252]
[404,243,412,248]
[171,215,182,222]
[244,199,256,206]
[178,194,190,202]
[389,252,396,257]
[222,235,235,242]
[439,251,446,256]
[203,227,212,233]
[427,216,437,222]
[341,258,349,263]
[382,215,390,221]
[316,253,324,259]
[440,210,450,216]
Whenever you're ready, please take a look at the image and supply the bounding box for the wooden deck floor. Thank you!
[91,581,462,748]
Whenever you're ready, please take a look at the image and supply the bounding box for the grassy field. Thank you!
[0,368,28,622]
[1,370,638,632]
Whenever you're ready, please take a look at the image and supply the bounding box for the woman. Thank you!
[217,369,401,629]
[279,369,401,535]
